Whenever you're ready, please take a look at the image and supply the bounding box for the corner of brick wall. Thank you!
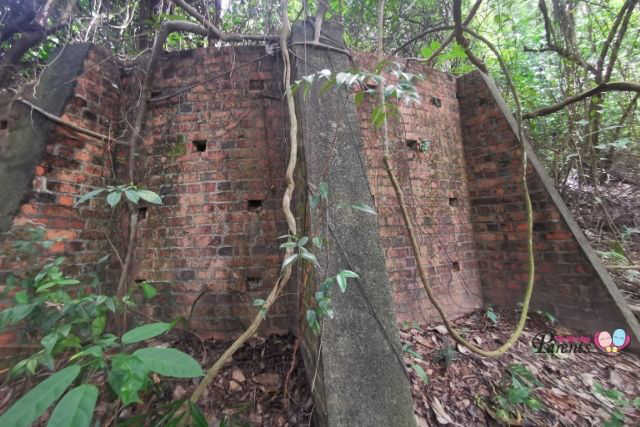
[457,71,640,348]
[0,45,122,360]
[354,53,483,326]
[132,46,296,339]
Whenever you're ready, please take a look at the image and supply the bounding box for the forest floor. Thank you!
[404,309,640,426]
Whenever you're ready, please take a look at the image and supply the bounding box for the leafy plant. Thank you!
[0,233,202,425]
[75,184,162,208]
[592,382,640,427]
[481,363,543,424]
[484,305,499,326]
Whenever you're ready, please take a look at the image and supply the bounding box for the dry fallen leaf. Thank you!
[431,396,454,425]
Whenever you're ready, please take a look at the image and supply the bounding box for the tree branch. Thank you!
[422,0,482,65]
[169,0,278,42]
[535,0,598,76]
[596,0,633,80]
[523,81,640,118]
[603,0,637,82]
[453,0,487,73]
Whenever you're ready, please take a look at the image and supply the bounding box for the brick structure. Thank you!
[1,43,638,355]
[0,45,122,356]
[355,54,483,324]
[133,47,295,338]
[457,72,640,344]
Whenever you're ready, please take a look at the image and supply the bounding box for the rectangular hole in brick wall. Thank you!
[0,119,7,129]
[452,261,460,272]
[247,277,262,290]
[248,200,263,211]
[151,90,161,98]
[249,80,264,90]
[192,140,207,152]
[138,206,148,219]
[135,279,146,284]
[430,96,442,108]
[449,197,458,207]
[406,139,418,150]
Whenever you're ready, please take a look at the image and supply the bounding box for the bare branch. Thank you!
[453,0,487,73]
[536,0,598,76]
[169,0,278,42]
[523,81,640,119]
[596,0,633,80]
[422,0,483,64]
[603,0,637,82]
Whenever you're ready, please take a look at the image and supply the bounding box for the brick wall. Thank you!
[133,47,296,339]
[0,46,121,355]
[355,54,483,325]
[458,72,639,342]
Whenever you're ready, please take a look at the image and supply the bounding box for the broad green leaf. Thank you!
[125,189,140,204]
[297,236,309,247]
[70,345,103,361]
[336,272,347,293]
[141,282,157,299]
[299,250,319,266]
[47,384,98,427]
[340,270,359,279]
[108,354,148,406]
[281,254,298,270]
[0,365,81,427]
[41,332,59,354]
[106,191,122,208]
[134,347,203,378]
[74,188,105,207]
[14,290,29,304]
[189,402,208,427]
[312,236,323,249]
[351,203,377,215]
[137,189,162,205]
[253,298,266,307]
[412,364,429,384]
[122,322,172,344]
[0,304,37,330]
[91,315,106,337]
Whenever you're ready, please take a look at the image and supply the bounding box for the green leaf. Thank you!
[412,364,429,384]
[340,270,359,279]
[108,354,148,406]
[137,189,162,205]
[189,402,208,427]
[70,345,103,361]
[0,365,81,427]
[281,254,298,270]
[122,322,172,345]
[299,249,319,266]
[253,298,266,307]
[74,188,105,207]
[133,347,203,378]
[351,203,377,215]
[14,290,29,304]
[312,236,323,249]
[106,191,122,208]
[141,282,157,299]
[47,384,98,427]
[0,304,37,330]
[125,189,140,204]
[41,333,59,354]
[336,272,347,293]
[91,315,106,337]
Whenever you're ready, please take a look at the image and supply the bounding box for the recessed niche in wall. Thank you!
[135,278,147,283]
[192,139,207,152]
[249,80,264,90]
[406,139,418,149]
[478,97,488,106]
[431,96,442,108]
[247,277,262,290]
[449,197,458,207]
[151,90,161,98]
[138,206,148,219]
[452,261,461,272]
[0,120,7,130]
[248,200,263,211]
